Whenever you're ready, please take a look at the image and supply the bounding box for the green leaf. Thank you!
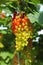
[0,52,14,59]
[0,52,9,59]
[5,58,10,63]
[0,61,7,65]
[3,7,12,14]
[31,0,40,4]
[0,30,7,34]
[0,0,8,4]
[27,12,39,23]
[24,0,29,2]
[38,12,43,24]
[40,0,43,4]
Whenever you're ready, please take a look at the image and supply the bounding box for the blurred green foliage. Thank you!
[0,0,43,65]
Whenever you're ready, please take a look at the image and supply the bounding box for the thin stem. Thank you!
[17,52,20,65]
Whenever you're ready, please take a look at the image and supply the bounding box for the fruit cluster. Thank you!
[12,12,32,51]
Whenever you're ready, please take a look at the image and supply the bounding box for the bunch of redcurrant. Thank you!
[12,12,32,51]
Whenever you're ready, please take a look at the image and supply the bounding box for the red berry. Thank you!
[22,18,26,23]
[17,18,21,22]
